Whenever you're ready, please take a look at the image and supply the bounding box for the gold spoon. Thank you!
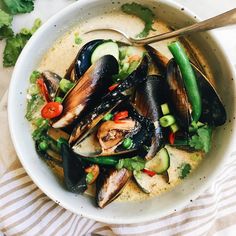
[85,8,236,46]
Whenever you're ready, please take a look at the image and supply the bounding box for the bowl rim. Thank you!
[8,0,236,224]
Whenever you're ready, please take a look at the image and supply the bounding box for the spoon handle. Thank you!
[132,8,236,45]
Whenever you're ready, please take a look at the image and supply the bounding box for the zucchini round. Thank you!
[91,41,119,64]
[145,148,170,174]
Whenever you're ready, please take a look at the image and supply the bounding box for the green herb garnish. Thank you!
[121,2,155,38]
[25,94,45,121]
[116,156,146,171]
[189,125,212,153]
[180,163,191,179]
[3,18,41,67]
[0,9,13,40]
[74,33,82,45]
[3,0,35,15]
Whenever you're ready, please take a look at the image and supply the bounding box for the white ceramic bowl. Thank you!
[8,0,236,224]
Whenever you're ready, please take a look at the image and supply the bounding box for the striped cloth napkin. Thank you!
[1,92,236,236]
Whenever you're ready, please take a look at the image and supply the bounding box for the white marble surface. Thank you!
[0,0,236,98]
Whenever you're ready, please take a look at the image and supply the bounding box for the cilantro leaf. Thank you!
[116,156,146,171]
[121,2,155,38]
[0,9,13,28]
[189,126,212,153]
[3,18,41,67]
[179,163,191,179]
[3,0,35,15]
[3,33,30,67]
[0,25,14,40]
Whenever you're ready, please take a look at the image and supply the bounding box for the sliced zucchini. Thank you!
[91,41,119,64]
[145,148,170,174]
[133,171,152,194]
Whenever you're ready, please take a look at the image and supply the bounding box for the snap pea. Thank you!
[168,41,202,122]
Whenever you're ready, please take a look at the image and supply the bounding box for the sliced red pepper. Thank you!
[113,111,129,123]
[37,78,51,102]
[143,169,156,177]
[41,102,63,119]
[108,83,119,91]
[169,132,175,145]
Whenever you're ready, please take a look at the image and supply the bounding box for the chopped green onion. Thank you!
[59,79,74,93]
[54,96,63,103]
[122,62,130,71]
[103,113,113,121]
[122,138,133,149]
[128,60,139,74]
[20,28,31,35]
[33,117,45,127]
[86,172,94,184]
[28,84,39,95]
[39,140,48,151]
[30,70,41,83]
[31,18,42,34]
[161,103,170,115]
[159,115,176,127]
[170,123,179,133]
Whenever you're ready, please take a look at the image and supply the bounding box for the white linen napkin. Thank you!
[1,92,236,236]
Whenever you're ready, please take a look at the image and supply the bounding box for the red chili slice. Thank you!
[37,78,50,102]
[143,169,156,177]
[169,132,175,145]
[108,83,119,91]
[113,111,129,123]
[41,102,63,119]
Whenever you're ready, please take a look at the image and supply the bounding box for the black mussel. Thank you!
[41,71,62,100]
[96,168,131,208]
[166,59,191,129]
[68,95,126,146]
[52,55,119,128]
[68,56,149,145]
[194,66,227,126]
[135,75,167,159]
[65,39,104,81]
[61,143,87,193]
[71,102,154,157]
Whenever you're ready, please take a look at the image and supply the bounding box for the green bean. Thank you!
[81,156,119,166]
[168,41,202,122]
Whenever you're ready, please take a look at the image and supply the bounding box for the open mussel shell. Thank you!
[135,75,167,159]
[61,144,87,194]
[52,55,119,129]
[166,59,192,129]
[166,58,226,127]
[71,102,154,157]
[96,168,131,208]
[146,45,226,127]
[69,55,149,146]
[41,71,62,100]
[145,45,169,75]
[65,39,104,81]
[193,66,227,126]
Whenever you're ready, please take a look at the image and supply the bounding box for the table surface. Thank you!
[0,0,236,99]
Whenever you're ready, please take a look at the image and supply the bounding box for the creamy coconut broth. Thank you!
[26,8,226,206]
